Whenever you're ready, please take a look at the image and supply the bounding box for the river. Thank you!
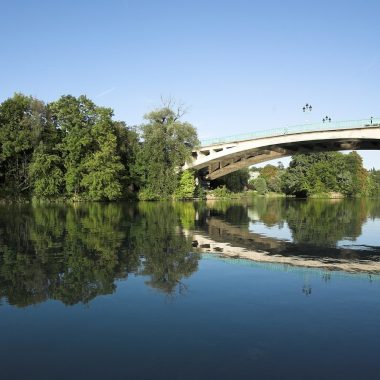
[0,198,379,379]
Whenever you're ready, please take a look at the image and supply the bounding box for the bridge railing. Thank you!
[200,117,380,147]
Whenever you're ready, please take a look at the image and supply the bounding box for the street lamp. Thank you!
[322,116,331,123]
[302,103,312,123]
[303,103,312,112]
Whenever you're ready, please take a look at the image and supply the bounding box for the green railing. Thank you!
[200,117,380,147]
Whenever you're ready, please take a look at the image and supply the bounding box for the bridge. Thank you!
[184,118,380,180]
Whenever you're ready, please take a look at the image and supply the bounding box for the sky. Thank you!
[1,0,379,168]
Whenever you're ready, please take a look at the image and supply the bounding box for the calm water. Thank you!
[0,199,379,379]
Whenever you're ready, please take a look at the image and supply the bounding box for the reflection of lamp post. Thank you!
[302,285,312,296]
[322,115,331,123]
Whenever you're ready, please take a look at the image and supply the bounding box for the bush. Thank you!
[138,187,160,200]
[211,185,232,198]
[175,170,196,199]
[254,177,268,195]
[194,184,206,199]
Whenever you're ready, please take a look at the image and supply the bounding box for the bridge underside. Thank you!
[194,139,380,180]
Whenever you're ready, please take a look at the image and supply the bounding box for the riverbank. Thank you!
[206,189,287,200]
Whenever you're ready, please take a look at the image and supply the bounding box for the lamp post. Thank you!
[302,103,312,113]
[302,103,312,123]
[322,116,331,123]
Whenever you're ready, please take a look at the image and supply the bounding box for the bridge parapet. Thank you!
[200,118,380,147]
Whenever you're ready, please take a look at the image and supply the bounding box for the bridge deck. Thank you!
[200,118,380,147]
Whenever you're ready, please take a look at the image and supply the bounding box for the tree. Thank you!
[49,95,95,196]
[113,122,140,194]
[211,169,250,192]
[137,104,199,199]
[368,169,380,197]
[29,142,64,197]
[261,164,278,182]
[0,94,53,196]
[175,170,196,199]
[49,95,125,200]
[260,164,284,193]
[344,151,368,196]
[254,177,268,194]
[81,132,124,200]
[281,151,371,197]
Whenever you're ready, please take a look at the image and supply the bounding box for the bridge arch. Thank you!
[184,119,380,180]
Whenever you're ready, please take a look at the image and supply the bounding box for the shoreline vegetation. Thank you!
[1,93,379,202]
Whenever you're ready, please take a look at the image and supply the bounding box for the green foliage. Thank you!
[137,106,199,199]
[138,187,160,201]
[211,169,250,192]
[260,164,284,193]
[2,92,379,201]
[254,177,268,194]
[29,143,64,197]
[211,185,232,198]
[0,93,143,201]
[80,121,124,201]
[175,170,196,199]
[80,135,124,201]
[345,151,368,196]
[281,152,371,197]
[368,169,380,197]
[194,183,206,199]
[114,122,141,192]
[249,166,260,172]
[49,95,126,200]
[0,94,54,196]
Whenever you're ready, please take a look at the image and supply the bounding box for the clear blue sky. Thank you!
[1,0,379,167]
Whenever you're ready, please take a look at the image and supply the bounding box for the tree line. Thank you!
[214,152,380,197]
[0,93,198,201]
[1,93,379,200]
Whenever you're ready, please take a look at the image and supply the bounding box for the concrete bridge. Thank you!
[184,118,380,180]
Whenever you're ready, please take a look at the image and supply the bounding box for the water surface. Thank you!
[0,199,379,379]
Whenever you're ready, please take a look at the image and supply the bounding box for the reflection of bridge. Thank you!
[185,118,380,180]
[188,216,380,274]
[201,253,380,282]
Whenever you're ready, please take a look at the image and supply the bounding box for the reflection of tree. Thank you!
[233,197,371,248]
[0,202,200,307]
[0,204,133,306]
[204,201,250,228]
[130,202,199,295]
[196,198,380,261]
[367,199,380,220]
[250,198,284,227]
[173,201,196,229]
[285,199,368,247]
